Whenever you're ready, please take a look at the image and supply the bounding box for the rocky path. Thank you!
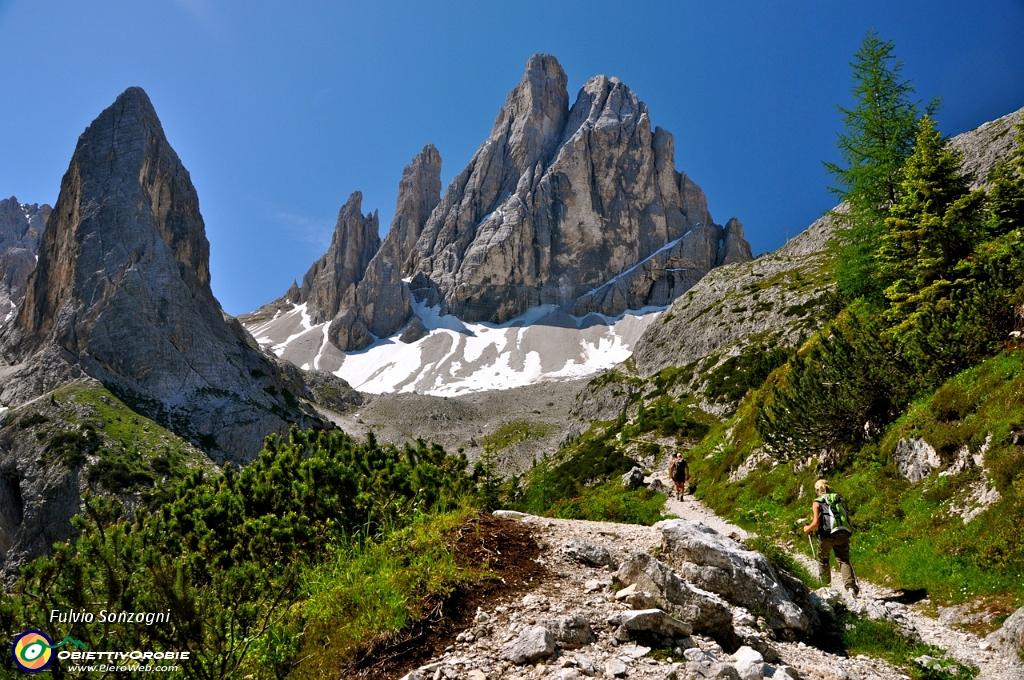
[662,490,1024,680]
[397,479,1024,680]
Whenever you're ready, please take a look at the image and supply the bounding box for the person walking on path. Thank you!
[668,452,688,501]
[803,478,860,595]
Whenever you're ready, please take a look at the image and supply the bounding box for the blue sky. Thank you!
[1,1,1023,315]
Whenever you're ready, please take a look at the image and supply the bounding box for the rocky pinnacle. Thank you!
[1,87,321,464]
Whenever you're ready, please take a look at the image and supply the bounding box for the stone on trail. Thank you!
[552,669,582,680]
[648,477,669,493]
[399,672,426,680]
[539,612,595,647]
[684,660,742,679]
[732,645,766,680]
[564,539,615,568]
[614,552,735,638]
[660,519,818,636]
[986,604,1024,661]
[500,625,556,665]
[609,608,693,641]
[604,657,628,677]
[492,509,530,519]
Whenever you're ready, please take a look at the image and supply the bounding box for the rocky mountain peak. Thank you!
[1,86,320,463]
[11,86,212,352]
[497,53,570,175]
[0,198,47,248]
[719,217,753,266]
[391,144,443,274]
[247,54,752,373]
[564,74,646,142]
[298,191,380,324]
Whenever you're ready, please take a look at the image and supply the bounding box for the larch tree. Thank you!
[825,29,934,302]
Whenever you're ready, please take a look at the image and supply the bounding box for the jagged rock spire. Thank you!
[1,87,319,463]
[252,53,752,355]
[298,191,380,324]
[0,198,49,318]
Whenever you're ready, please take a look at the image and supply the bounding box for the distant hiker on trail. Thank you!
[668,452,688,500]
[803,478,860,596]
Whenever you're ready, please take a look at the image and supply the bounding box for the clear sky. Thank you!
[2,2,1023,316]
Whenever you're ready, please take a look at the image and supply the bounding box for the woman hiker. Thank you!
[803,478,860,596]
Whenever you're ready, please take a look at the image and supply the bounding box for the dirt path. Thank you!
[662,481,1024,680]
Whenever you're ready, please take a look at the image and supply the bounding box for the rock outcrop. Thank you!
[0,87,322,464]
[351,144,442,339]
[252,54,750,353]
[659,520,818,638]
[986,604,1024,662]
[0,198,49,322]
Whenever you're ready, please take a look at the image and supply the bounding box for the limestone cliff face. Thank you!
[411,62,743,323]
[0,198,49,321]
[0,87,321,464]
[260,53,750,351]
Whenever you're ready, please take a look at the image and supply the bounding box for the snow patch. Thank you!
[245,297,661,396]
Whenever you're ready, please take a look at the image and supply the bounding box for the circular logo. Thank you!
[11,630,54,672]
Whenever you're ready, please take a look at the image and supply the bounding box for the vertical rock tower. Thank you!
[1,87,320,464]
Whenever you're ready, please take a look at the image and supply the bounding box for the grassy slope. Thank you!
[7,379,210,501]
[687,349,1024,618]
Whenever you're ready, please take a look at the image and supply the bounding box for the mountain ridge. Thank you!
[243,53,752,392]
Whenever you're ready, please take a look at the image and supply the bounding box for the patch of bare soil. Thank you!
[347,515,548,680]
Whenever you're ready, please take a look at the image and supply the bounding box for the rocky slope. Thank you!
[0,87,323,465]
[245,54,751,388]
[569,104,1024,432]
[0,197,49,324]
[393,486,1024,680]
[0,378,210,584]
[633,103,1024,380]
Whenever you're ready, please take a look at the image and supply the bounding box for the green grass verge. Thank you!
[685,350,1024,614]
[275,509,471,678]
[546,481,668,525]
[481,420,552,453]
[513,423,639,515]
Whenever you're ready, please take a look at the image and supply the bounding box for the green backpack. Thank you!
[817,492,852,535]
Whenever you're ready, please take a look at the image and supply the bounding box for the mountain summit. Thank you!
[249,54,751,381]
[1,87,320,463]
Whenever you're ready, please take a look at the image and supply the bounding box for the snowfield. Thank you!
[245,299,661,396]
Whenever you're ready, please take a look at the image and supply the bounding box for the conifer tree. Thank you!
[755,309,913,461]
[825,30,933,301]
[985,121,1024,238]
[971,121,1024,338]
[877,116,985,379]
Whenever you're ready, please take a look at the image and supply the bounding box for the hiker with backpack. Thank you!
[668,452,688,500]
[803,479,860,596]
